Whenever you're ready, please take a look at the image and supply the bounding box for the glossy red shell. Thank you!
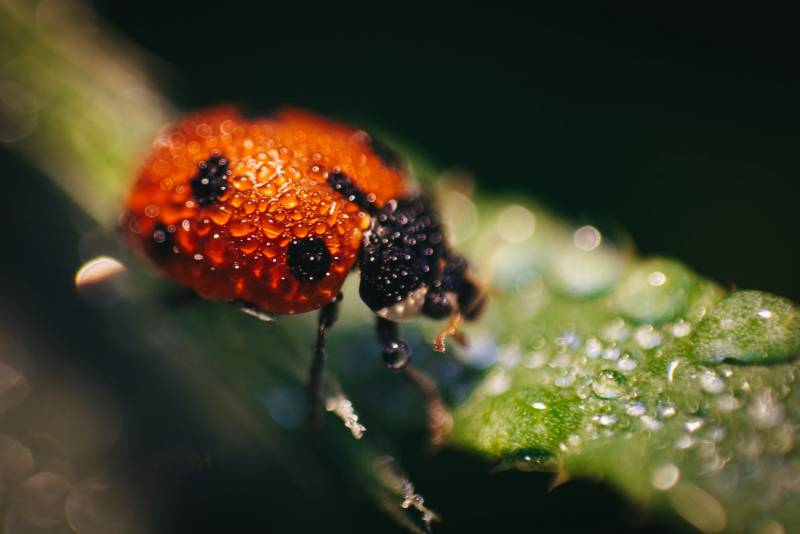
[124,107,408,314]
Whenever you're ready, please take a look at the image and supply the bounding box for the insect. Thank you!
[124,107,485,443]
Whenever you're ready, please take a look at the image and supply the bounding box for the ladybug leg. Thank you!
[307,293,342,425]
[376,317,453,446]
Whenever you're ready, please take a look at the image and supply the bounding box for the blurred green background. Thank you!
[1,5,798,533]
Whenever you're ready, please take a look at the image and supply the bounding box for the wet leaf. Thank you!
[447,198,800,533]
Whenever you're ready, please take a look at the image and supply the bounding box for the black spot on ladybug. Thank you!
[287,236,332,282]
[150,222,175,258]
[358,196,445,311]
[367,134,403,170]
[191,155,229,206]
[327,171,376,214]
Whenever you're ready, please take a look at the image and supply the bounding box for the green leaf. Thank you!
[445,198,800,533]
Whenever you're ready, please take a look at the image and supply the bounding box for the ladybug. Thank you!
[124,107,485,442]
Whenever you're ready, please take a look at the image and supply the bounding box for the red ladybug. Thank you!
[124,107,485,442]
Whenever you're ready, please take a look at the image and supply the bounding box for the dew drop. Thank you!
[602,318,630,342]
[556,331,580,349]
[617,353,638,372]
[614,258,698,324]
[625,402,646,417]
[634,325,662,349]
[640,415,663,431]
[554,373,576,388]
[699,369,725,394]
[674,434,695,450]
[602,346,621,361]
[585,337,603,358]
[573,225,602,251]
[229,220,256,237]
[651,463,680,491]
[484,369,511,396]
[591,369,627,400]
[597,414,617,427]
[667,359,680,383]
[496,205,535,243]
[261,221,284,239]
[714,394,739,412]
[74,256,127,306]
[747,390,785,429]
[672,319,692,337]
[523,351,547,369]
[657,398,676,419]
[684,417,704,433]
[690,291,800,365]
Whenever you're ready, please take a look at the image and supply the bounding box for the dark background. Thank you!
[3,6,799,533]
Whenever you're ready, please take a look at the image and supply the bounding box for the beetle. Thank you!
[124,107,485,442]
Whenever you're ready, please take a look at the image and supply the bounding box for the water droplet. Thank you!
[602,318,630,342]
[556,331,580,349]
[585,337,603,358]
[699,370,725,394]
[674,434,695,449]
[706,427,726,443]
[617,353,638,372]
[666,359,680,383]
[554,373,576,388]
[591,369,627,399]
[614,258,698,324]
[523,351,547,369]
[74,256,128,306]
[672,319,692,337]
[550,226,626,297]
[484,369,511,395]
[651,463,680,491]
[602,346,621,361]
[640,415,663,431]
[625,402,646,417]
[573,225,601,251]
[747,390,785,429]
[496,205,535,243]
[690,291,800,365]
[715,394,739,412]
[634,325,662,349]
[597,414,617,427]
[684,417,704,433]
[657,398,676,419]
